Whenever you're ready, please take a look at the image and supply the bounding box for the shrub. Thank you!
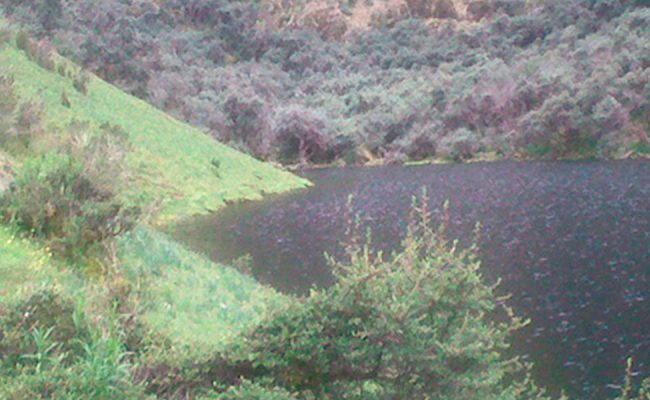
[395,120,441,160]
[438,128,481,160]
[0,75,46,151]
[0,154,140,259]
[14,100,46,143]
[222,93,272,157]
[32,39,56,71]
[270,104,334,163]
[0,356,146,400]
[0,73,18,140]
[218,197,550,399]
[15,30,30,52]
[61,121,132,192]
[73,70,91,95]
[56,63,67,78]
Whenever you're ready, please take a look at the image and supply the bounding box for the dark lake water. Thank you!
[172,160,650,399]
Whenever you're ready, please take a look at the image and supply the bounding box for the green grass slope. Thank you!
[0,225,70,300]
[0,39,309,223]
[0,26,303,362]
[0,225,90,337]
[118,227,290,353]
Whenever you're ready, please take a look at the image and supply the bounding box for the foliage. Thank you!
[60,121,132,192]
[0,154,140,259]
[72,69,90,95]
[270,104,334,163]
[216,197,550,399]
[2,0,641,164]
[0,287,88,369]
[0,70,46,151]
[207,380,299,400]
[0,41,309,222]
[0,287,147,399]
[614,359,650,400]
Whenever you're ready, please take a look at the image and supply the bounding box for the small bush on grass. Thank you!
[0,153,140,259]
[0,71,46,152]
[62,121,132,192]
[15,30,30,52]
[73,70,91,95]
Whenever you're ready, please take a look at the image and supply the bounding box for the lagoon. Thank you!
[173,160,650,399]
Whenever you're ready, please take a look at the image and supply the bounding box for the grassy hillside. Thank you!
[0,24,305,398]
[0,225,61,299]
[118,227,289,353]
[0,34,309,223]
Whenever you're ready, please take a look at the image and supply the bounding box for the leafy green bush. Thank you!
[61,121,132,193]
[0,360,147,400]
[218,197,550,399]
[0,154,140,259]
[15,29,30,52]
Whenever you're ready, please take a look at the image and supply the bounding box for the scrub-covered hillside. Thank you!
[2,0,648,165]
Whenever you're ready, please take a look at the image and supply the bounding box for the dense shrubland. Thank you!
[1,0,648,164]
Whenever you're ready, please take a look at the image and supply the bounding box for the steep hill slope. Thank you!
[0,32,309,222]
[0,24,304,394]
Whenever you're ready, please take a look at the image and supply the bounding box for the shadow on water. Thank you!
[171,160,650,400]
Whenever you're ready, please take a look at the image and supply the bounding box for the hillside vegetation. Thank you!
[0,20,309,221]
[1,0,648,165]
[0,24,302,399]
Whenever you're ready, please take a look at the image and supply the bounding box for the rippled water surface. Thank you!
[173,160,650,399]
